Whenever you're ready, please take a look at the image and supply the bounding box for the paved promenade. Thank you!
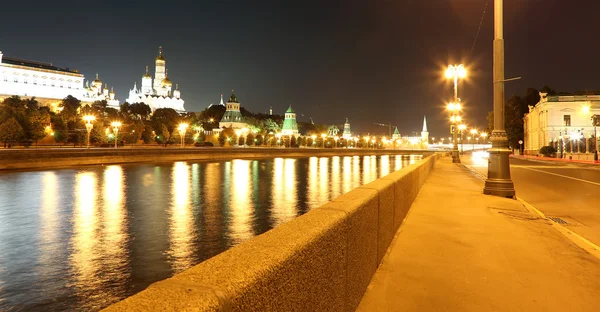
[357,157,600,311]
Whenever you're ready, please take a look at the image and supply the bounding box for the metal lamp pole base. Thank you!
[484,130,515,197]
[452,150,461,163]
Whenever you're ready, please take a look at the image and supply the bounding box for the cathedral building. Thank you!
[126,47,185,112]
[281,105,299,137]
[218,90,247,130]
[81,73,120,108]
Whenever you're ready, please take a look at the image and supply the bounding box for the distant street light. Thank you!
[445,64,467,163]
[311,134,317,147]
[111,121,121,148]
[83,115,95,149]
[178,123,188,147]
[334,136,339,148]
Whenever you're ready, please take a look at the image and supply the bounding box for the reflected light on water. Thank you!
[394,155,403,171]
[70,171,99,298]
[229,160,254,244]
[380,155,390,177]
[168,162,196,272]
[342,156,352,193]
[318,157,329,205]
[101,166,129,297]
[331,156,341,199]
[308,157,319,208]
[271,158,298,226]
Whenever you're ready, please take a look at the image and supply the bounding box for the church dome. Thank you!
[161,77,173,87]
[92,73,102,85]
[156,46,165,61]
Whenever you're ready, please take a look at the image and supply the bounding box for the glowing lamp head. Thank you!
[321,133,326,138]
[111,121,121,128]
[582,104,591,114]
[445,66,453,79]
[83,115,96,123]
[470,129,478,135]
[457,65,467,78]
[178,123,189,132]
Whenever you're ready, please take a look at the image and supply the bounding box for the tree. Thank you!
[130,103,152,121]
[141,125,155,144]
[152,108,181,133]
[290,135,297,147]
[297,136,305,147]
[246,133,254,146]
[0,118,25,147]
[156,123,171,146]
[58,95,81,123]
[255,134,263,146]
[263,118,280,133]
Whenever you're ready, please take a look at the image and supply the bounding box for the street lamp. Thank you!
[178,123,188,147]
[83,115,95,149]
[311,134,317,147]
[484,0,515,198]
[445,64,466,163]
[592,114,599,161]
[276,133,282,147]
[470,129,478,151]
[458,124,467,153]
[364,136,370,149]
[334,136,339,148]
[111,121,121,148]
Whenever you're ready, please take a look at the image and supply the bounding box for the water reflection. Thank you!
[229,159,254,244]
[168,162,196,272]
[0,154,422,311]
[272,158,298,226]
[70,172,99,301]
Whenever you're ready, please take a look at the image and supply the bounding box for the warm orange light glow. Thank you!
[83,115,96,123]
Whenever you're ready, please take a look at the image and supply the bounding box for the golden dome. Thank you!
[156,46,165,61]
[161,77,172,87]
[93,73,102,84]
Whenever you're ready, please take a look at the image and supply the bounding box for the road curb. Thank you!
[517,197,600,260]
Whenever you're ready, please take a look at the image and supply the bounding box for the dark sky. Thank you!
[2,0,599,137]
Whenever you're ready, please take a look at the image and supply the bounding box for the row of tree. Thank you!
[0,95,334,148]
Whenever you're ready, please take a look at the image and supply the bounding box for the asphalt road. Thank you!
[467,154,600,247]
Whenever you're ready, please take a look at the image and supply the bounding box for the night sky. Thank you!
[1,0,599,137]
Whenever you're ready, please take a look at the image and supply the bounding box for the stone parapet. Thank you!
[103,153,444,312]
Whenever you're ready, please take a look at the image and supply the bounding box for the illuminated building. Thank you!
[342,118,352,139]
[281,105,299,137]
[524,91,599,156]
[126,46,185,112]
[218,90,247,130]
[81,73,120,108]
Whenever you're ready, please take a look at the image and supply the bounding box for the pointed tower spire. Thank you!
[175,83,179,90]
[220,94,224,105]
[422,115,428,132]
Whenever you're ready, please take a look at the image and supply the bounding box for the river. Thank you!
[0,154,421,311]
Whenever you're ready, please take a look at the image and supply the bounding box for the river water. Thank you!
[0,154,421,311]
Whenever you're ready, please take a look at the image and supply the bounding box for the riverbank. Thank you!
[0,147,432,171]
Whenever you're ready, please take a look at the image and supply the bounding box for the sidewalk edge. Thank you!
[517,197,600,260]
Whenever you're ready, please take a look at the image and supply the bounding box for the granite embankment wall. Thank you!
[104,153,444,312]
[0,147,432,171]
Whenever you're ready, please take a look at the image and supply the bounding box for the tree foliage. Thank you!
[0,118,25,147]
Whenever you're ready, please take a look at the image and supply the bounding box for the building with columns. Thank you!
[126,47,185,112]
[218,90,247,130]
[281,105,299,137]
[524,92,598,156]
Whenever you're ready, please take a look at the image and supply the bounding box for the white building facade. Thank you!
[126,47,185,112]
[0,51,119,110]
[0,51,84,110]
[524,92,599,157]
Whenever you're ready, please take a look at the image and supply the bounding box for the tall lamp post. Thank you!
[111,121,121,149]
[470,129,478,151]
[178,123,188,148]
[445,65,466,163]
[83,115,95,149]
[592,114,599,161]
[484,0,515,198]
